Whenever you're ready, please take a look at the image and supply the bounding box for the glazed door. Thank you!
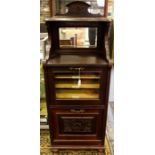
[46,67,108,105]
[55,69,100,99]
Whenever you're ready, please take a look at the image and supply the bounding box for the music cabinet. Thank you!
[43,1,112,154]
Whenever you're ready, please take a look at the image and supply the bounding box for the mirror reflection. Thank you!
[59,27,97,48]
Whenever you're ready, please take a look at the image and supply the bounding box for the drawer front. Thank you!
[45,66,109,105]
[48,107,105,145]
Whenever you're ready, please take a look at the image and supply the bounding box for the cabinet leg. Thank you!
[52,149,58,155]
[98,149,105,155]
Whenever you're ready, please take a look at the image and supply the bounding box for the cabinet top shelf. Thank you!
[46,55,108,66]
[46,16,112,22]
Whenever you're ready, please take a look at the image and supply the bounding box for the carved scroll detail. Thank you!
[60,117,95,134]
[64,1,101,17]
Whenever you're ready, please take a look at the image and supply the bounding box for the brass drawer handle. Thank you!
[70,109,85,113]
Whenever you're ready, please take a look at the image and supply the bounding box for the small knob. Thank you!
[70,109,85,113]
[69,67,85,71]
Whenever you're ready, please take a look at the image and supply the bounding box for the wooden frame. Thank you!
[46,17,111,60]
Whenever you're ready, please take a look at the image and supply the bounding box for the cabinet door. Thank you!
[48,107,105,145]
[46,67,108,105]
[55,70,100,99]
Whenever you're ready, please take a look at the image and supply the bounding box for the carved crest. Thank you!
[64,1,101,17]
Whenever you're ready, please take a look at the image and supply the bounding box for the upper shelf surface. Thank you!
[45,16,112,22]
[46,55,108,66]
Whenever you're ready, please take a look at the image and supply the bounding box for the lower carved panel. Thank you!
[59,116,96,134]
[49,107,105,145]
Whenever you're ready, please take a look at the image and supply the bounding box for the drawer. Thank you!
[48,107,105,145]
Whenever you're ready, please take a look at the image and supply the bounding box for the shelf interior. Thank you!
[56,89,99,99]
[55,72,101,99]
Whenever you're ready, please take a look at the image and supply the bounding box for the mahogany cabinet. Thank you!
[43,1,112,153]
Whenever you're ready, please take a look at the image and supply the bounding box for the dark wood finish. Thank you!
[43,1,112,152]
[109,19,114,60]
[48,107,104,145]
[104,0,108,17]
[49,0,53,17]
[65,1,101,17]
[45,17,111,59]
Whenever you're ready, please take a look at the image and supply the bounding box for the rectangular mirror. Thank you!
[59,27,97,48]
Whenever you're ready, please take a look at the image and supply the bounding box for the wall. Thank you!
[109,67,114,102]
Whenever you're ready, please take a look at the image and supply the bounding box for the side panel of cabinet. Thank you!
[43,66,56,106]
[48,107,105,145]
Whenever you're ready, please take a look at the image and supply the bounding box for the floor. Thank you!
[40,130,112,155]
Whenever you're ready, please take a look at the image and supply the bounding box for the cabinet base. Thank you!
[51,145,105,155]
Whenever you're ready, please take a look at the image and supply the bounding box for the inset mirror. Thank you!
[59,27,97,48]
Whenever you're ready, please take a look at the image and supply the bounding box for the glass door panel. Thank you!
[54,71,101,100]
[56,89,99,99]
